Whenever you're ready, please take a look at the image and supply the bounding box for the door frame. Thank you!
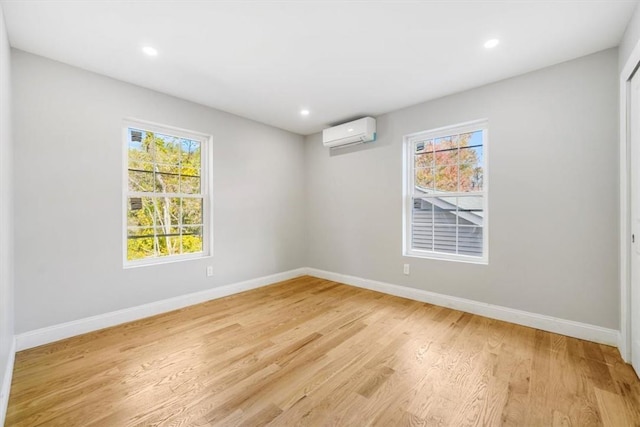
[620,38,640,363]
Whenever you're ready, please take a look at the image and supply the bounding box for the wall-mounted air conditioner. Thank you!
[322,117,376,148]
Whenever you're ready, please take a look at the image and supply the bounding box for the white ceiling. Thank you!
[1,1,637,135]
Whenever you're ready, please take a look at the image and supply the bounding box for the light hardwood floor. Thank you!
[6,276,640,426]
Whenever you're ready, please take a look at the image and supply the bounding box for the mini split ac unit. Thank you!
[322,117,376,148]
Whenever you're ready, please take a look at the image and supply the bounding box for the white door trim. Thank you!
[620,39,640,363]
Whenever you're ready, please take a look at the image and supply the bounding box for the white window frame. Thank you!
[122,118,213,268]
[403,119,489,264]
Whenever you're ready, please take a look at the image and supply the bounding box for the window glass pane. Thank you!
[127,226,155,238]
[435,165,458,192]
[461,130,483,148]
[457,195,484,227]
[415,168,434,191]
[182,226,203,254]
[411,198,433,251]
[156,226,181,257]
[459,135,483,192]
[434,135,458,166]
[182,198,203,225]
[459,163,483,192]
[434,135,457,150]
[415,153,433,168]
[127,235,156,261]
[154,133,181,166]
[181,139,201,172]
[459,145,483,164]
[128,170,154,192]
[129,160,154,173]
[411,227,433,251]
[414,140,434,167]
[154,197,181,229]
[433,201,457,225]
[127,197,154,227]
[128,129,153,165]
[433,225,457,254]
[181,175,201,195]
[414,139,432,154]
[458,226,483,256]
[414,187,433,197]
[155,164,179,193]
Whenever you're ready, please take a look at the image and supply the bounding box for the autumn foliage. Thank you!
[414,132,483,193]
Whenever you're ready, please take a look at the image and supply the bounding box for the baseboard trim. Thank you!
[14,266,620,353]
[0,337,16,425]
[305,268,619,347]
[15,268,307,351]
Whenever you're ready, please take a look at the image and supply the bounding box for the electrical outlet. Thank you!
[403,264,410,275]
[206,266,214,277]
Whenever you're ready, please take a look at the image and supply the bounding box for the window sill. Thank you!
[403,250,488,265]
[124,252,212,269]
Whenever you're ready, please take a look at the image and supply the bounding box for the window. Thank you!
[403,120,488,263]
[123,120,211,266]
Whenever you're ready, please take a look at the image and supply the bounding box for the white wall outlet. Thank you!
[206,266,214,277]
[403,264,410,275]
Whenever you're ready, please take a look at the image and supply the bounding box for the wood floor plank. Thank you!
[595,386,635,427]
[5,275,640,426]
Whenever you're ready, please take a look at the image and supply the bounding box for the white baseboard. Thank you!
[0,337,16,426]
[13,266,620,354]
[15,268,307,351]
[305,268,619,347]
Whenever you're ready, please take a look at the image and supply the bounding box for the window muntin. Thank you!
[124,122,210,266]
[404,121,487,263]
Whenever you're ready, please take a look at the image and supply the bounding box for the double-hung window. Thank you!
[404,120,488,263]
[124,120,211,266]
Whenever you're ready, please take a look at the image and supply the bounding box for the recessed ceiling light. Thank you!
[142,46,158,56]
[484,39,500,49]
[300,109,310,116]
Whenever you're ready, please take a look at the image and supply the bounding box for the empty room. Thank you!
[2,0,640,425]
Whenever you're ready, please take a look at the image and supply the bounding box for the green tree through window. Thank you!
[126,124,208,263]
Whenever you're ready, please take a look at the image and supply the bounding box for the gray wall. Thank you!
[12,50,306,333]
[305,48,619,329]
[0,1,13,405]
[620,2,640,71]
